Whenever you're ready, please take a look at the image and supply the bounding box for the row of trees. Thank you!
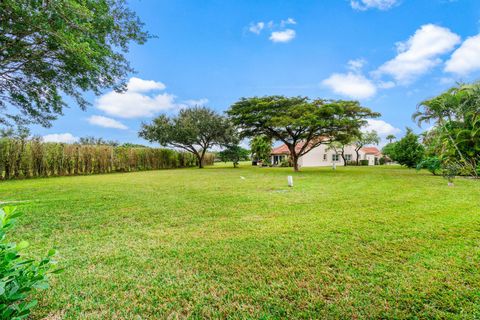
[382,81,480,179]
[140,97,379,171]
[0,137,212,180]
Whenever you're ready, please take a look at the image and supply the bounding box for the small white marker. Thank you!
[240,176,245,180]
[332,163,336,170]
[287,175,293,187]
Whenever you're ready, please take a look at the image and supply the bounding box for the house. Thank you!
[271,142,381,167]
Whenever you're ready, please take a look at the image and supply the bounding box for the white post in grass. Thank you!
[332,162,336,170]
[287,175,293,187]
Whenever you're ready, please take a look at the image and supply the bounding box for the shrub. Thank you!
[360,160,369,166]
[392,129,425,168]
[442,161,461,185]
[0,206,61,319]
[379,157,386,165]
[280,159,291,167]
[416,156,441,175]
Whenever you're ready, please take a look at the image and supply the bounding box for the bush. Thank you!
[416,156,441,175]
[360,160,369,166]
[279,159,291,167]
[379,157,386,165]
[0,206,61,319]
[392,129,424,168]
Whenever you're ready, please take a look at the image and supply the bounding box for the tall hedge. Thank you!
[0,138,214,180]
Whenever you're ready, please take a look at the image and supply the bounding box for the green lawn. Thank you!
[1,164,479,319]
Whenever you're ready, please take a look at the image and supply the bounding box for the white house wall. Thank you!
[298,144,370,168]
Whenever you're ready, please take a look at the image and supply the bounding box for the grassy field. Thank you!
[0,164,479,319]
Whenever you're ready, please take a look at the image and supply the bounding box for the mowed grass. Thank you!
[0,164,479,319]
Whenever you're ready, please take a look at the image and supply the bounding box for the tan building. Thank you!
[271,143,381,167]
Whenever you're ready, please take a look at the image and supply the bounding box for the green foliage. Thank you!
[0,0,150,127]
[386,134,396,143]
[416,156,441,175]
[414,82,480,177]
[382,142,397,160]
[379,157,386,165]
[228,96,380,171]
[0,137,205,180]
[0,206,60,319]
[140,107,234,168]
[250,136,272,163]
[353,131,380,165]
[359,159,369,166]
[442,161,461,183]
[78,137,119,146]
[391,129,425,168]
[279,159,291,167]
[218,145,249,167]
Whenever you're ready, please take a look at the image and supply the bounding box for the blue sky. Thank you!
[36,0,480,146]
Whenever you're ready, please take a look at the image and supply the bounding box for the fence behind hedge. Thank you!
[0,138,214,180]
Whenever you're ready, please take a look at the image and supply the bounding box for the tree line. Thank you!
[140,97,379,171]
[382,82,480,180]
[0,137,213,180]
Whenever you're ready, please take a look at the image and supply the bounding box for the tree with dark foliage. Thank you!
[0,0,150,127]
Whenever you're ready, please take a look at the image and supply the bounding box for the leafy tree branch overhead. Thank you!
[0,0,151,127]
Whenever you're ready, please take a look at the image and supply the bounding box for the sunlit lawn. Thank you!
[1,164,479,319]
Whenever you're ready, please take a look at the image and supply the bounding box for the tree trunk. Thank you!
[341,154,347,166]
[355,150,360,165]
[292,155,299,172]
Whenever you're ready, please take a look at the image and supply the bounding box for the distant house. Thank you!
[271,142,381,167]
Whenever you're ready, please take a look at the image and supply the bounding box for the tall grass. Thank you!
[0,138,214,180]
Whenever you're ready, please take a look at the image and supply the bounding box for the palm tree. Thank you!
[386,134,396,143]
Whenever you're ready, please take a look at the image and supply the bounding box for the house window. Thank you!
[323,154,327,161]
[345,154,352,161]
[332,154,339,162]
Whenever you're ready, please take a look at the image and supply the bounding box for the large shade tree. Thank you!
[139,107,234,168]
[228,96,380,171]
[0,0,149,127]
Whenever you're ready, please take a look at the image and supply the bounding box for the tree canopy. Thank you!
[218,145,250,168]
[354,130,380,165]
[249,135,272,164]
[0,0,150,127]
[391,128,424,168]
[414,82,480,176]
[139,107,234,168]
[228,96,380,171]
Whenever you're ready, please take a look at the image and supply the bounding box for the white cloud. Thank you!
[363,119,401,136]
[87,115,128,130]
[351,0,399,10]
[42,133,79,144]
[445,34,480,75]
[249,22,265,34]
[183,98,209,106]
[269,29,296,43]
[377,81,395,89]
[322,72,377,99]
[127,77,165,92]
[280,18,296,27]
[348,58,367,72]
[375,24,461,84]
[96,77,179,118]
